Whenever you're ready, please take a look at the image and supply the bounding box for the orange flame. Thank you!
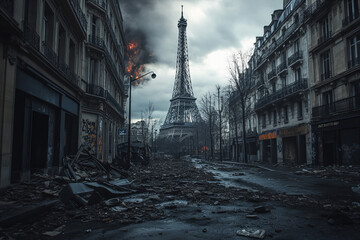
[126,40,144,84]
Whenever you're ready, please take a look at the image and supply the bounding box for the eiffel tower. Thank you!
[159,6,202,144]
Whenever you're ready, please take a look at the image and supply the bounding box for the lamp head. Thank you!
[151,73,156,79]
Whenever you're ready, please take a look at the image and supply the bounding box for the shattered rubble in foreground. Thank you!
[0,152,359,239]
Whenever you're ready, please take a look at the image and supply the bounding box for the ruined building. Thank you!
[0,0,126,187]
[230,0,360,166]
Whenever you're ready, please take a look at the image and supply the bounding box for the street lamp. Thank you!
[127,71,156,167]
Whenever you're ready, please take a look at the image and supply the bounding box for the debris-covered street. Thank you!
[1,155,359,240]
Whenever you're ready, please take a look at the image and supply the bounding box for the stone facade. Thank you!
[0,0,126,187]
[230,0,360,166]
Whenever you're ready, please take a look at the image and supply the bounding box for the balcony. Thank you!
[23,23,40,51]
[267,69,277,81]
[69,0,87,34]
[304,0,327,19]
[105,16,124,61]
[343,12,360,26]
[255,79,308,110]
[288,51,303,68]
[104,48,125,92]
[41,41,79,87]
[106,91,125,117]
[86,84,105,97]
[318,31,332,45]
[87,0,106,11]
[312,96,360,119]
[86,84,124,117]
[276,62,287,76]
[320,70,332,81]
[88,34,105,50]
[348,57,360,69]
[42,41,57,67]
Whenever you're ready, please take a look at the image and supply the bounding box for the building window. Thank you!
[69,40,75,72]
[282,77,287,88]
[345,0,360,24]
[262,114,266,128]
[298,101,303,119]
[272,82,276,93]
[284,106,288,123]
[42,3,54,47]
[323,90,333,113]
[58,25,66,61]
[320,50,331,80]
[352,81,360,108]
[294,39,300,53]
[92,15,98,37]
[348,33,360,68]
[295,68,301,82]
[319,15,331,43]
[273,110,277,126]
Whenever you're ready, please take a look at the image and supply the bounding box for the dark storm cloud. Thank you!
[119,0,283,121]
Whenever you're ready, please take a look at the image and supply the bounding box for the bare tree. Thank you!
[216,85,226,162]
[228,50,254,163]
[199,92,216,160]
[223,84,238,161]
[142,102,155,147]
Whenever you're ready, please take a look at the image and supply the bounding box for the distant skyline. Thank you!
[120,0,283,124]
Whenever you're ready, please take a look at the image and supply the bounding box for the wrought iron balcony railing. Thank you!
[0,0,13,16]
[86,84,105,97]
[104,48,125,92]
[288,51,303,67]
[42,41,58,67]
[267,69,276,80]
[255,79,308,110]
[343,12,360,26]
[105,15,123,61]
[42,41,79,87]
[320,70,332,81]
[69,0,87,33]
[304,0,326,19]
[318,31,332,45]
[23,23,40,50]
[88,34,105,48]
[87,0,106,9]
[106,91,125,116]
[276,61,287,75]
[348,57,360,69]
[312,96,360,119]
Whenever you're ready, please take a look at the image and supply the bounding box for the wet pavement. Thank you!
[1,156,360,239]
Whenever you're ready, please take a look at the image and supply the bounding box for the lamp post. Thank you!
[127,71,156,166]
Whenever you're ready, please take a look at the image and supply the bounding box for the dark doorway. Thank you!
[298,135,306,164]
[323,131,336,166]
[30,111,49,172]
[271,139,278,163]
[64,113,78,156]
[283,136,297,165]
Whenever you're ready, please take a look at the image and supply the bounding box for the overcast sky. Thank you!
[119,0,283,124]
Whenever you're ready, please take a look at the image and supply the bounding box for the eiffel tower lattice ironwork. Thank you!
[159,6,202,142]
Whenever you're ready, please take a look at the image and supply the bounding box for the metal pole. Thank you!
[127,81,132,166]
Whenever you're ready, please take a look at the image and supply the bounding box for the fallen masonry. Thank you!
[0,151,359,239]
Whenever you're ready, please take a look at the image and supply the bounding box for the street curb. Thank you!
[0,199,60,227]
[220,161,277,172]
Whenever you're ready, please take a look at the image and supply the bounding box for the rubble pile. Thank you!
[1,152,359,238]
[294,165,360,183]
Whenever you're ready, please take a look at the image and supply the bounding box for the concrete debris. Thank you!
[253,206,270,213]
[236,228,266,239]
[42,225,65,237]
